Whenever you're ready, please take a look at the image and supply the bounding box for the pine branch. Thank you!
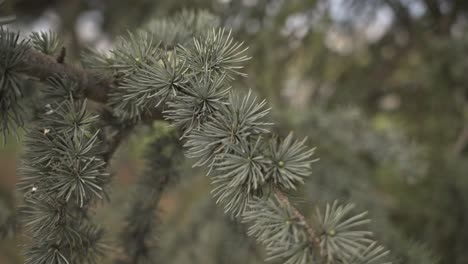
[98,107,136,163]
[118,124,183,264]
[273,188,321,250]
[17,47,112,103]
[2,10,395,264]
[106,21,391,263]
[1,28,165,141]
[18,77,109,264]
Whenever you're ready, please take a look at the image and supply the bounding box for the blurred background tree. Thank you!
[1,0,468,263]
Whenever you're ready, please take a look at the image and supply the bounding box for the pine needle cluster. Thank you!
[0,10,391,264]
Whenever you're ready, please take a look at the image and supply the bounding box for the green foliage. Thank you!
[243,196,313,264]
[118,124,184,264]
[122,50,188,109]
[30,31,61,55]
[165,72,229,133]
[0,27,28,140]
[157,190,263,264]
[266,133,317,190]
[0,8,398,264]
[112,31,161,76]
[243,197,390,264]
[106,13,390,263]
[146,9,220,47]
[179,28,250,79]
[315,202,384,263]
[184,90,271,168]
[18,77,109,264]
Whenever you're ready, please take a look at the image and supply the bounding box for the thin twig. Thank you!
[273,188,321,250]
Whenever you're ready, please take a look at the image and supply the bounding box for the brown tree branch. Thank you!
[273,188,322,252]
[19,47,112,103]
[18,48,166,164]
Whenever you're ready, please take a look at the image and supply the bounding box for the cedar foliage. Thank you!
[0,7,394,264]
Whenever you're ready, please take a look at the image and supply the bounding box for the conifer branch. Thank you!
[2,10,394,264]
[273,188,321,250]
[104,20,391,264]
[17,77,109,264]
[118,124,183,264]
[18,47,112,103]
